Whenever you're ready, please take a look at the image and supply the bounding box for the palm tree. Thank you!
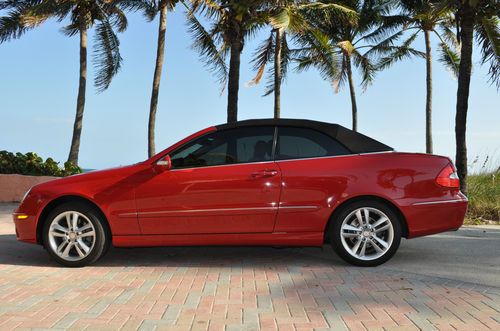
[248,1,356,119]
[0,0,127,166]
[295,0,420,131]
[119,0,178,157]
[386,0,460,154]
[440,0,499,194]
[187,0,268,123]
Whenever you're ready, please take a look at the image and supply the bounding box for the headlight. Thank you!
[20,188,31,203]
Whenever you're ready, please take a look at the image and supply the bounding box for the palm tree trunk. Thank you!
[148,0,168,158]
[346,56,358,132]
[227,37,243,123]
[424,29,433,154]
[67,18,87,166]
[455,6,474,195]
[274,29,282,119]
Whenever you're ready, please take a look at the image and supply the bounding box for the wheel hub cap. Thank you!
[48,211,96,262]
[340,207,394,261]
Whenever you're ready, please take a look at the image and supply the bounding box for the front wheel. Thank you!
[330,201,402,267]
[43,202,108,267]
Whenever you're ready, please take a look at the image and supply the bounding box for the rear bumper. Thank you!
[401,194,468,238]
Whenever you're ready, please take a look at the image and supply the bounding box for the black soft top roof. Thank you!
[216,118,393,154]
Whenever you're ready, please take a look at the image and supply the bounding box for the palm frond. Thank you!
[269,8,290,30]
[0,0,64,43]
[0,0,48,11]
[188,0,223,21]
[332,55,347,93]
[20,0,71,25]
[60,22,79,37]
[247,30,274,87]
[280,32,291,84]
[351,49,376,90]
[93,21,123,92]
[434,31,460,77]
[365,29,407,57]
[361,14,410,44]
[1,0,66,40]
[476,16,500,88]
[107,6,128,32]
[438,42,460,77]
[294,29,339,83]
[377,31,424,70]
[0,9,28,42]
[357,0,395,33]
[439,19,460,49]
[270,7,308,32]
[117,0,158,21]
[263,31,291,96]
[301,2,357,25]
[186,10,228,88]
[0,1,23,11]
[244,13,268,39]
[426,0,456,22]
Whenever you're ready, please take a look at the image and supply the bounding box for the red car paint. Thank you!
[13,124,467,248]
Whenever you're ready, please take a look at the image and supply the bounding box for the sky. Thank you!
[1,9,499,171]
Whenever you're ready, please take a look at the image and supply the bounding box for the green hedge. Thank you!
[467,171,500,222]
[0,151,82,177]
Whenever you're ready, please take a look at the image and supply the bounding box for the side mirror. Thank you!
[155,155,172,172]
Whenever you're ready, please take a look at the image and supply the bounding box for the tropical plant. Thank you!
[467,168,500,223]
[248,0,356,119]
[383,0,460,154]
[437,0,499,194]
[0,150,82,177]
[186,0,269,122]
[0,0,128,166]
[294,0,422,131]
[119,0,178,157]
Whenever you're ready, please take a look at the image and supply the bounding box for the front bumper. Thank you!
[13,213,37,243]
[13,191,43,244]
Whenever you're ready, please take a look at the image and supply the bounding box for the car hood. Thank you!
[31,163,149,192]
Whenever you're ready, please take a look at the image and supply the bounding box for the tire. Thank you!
[330,200,402,267]
[42,202,108,267]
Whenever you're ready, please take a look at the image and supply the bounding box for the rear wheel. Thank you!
[330,201,401,267]
[43,202,108,267]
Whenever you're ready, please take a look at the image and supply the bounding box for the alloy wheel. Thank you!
[339,207,394,261]
[47,211,96,262]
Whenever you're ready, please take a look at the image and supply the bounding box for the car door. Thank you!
[134,126,281,235]
[273,126,352,233]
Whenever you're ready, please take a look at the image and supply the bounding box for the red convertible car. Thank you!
[13,119,467,267]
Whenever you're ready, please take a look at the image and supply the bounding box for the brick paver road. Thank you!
[0,203,499,330]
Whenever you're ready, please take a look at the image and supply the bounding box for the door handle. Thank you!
[251,170,278,179]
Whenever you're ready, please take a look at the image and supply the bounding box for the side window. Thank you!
[276,127,350,160]
[170,127,275,169]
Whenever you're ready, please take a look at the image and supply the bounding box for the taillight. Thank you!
[436,164,460,188]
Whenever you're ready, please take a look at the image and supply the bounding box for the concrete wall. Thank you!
[0,174,58,202]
